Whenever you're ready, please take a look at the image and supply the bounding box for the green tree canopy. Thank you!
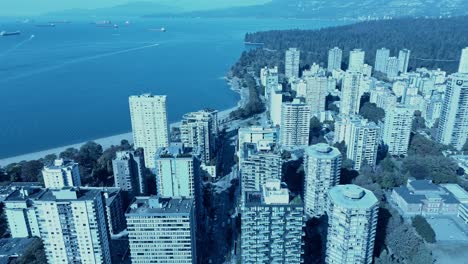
[412,215,436,243]
[359,102,385,123]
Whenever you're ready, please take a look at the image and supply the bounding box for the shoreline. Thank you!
[0,76,245,167]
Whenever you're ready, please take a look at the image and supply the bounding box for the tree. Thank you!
[0,204,8,237]
[309,117,322,144]
[79,141,103,163]
[11,239,47,264]
[383,207,434,263]
[42,154,57,164]
[412,110,426,131]
[408,133,447,156]
[120,139,132,150]
[5,163,22,182]
[59,147,79,160]
[282,160,304,195]
[412,215,436,243]
[402,155,459,183]
[359,102,385,123]
[19,160,44,182]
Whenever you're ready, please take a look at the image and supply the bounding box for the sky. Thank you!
[0,0,271,16]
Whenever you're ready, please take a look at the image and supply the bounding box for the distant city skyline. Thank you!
[0,0,271,16]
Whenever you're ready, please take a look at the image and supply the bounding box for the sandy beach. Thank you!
[0,78,245,167]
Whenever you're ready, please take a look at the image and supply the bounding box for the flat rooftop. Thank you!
[442,184,468,202]
[126,196,193,216]
[4,187,46,202]
[37,188,101,202]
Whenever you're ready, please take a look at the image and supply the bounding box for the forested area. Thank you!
[234,16,468,75]
[0,140,150,189]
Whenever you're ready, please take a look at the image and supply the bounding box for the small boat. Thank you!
[36,23,56,27]
[0,31,21,36]
[94,20,112,25]
[148,27,166,32]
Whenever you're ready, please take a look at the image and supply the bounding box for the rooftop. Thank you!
[305,143,341,159]
[156,143,196,159]
[329,185,378,209]
[441,184,468,203]
[393,184,460,204]
[408,179,440,191]
[81,187,121,205]
[126,196,193,216]
[4,186,46,202]
[130,94,166,99]
[37,188,101,202]
[43,159,77,170]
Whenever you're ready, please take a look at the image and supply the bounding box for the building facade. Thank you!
[280,98,311,148]
[459,47,468,74]
[181,109,218,164]
[238,126,279,150]
[262,66,279,99]
[285,48,300,80]
[383,104,414,156]
[305,76,328,116]
[3,186,44,238]
[375,48,390,73]
[154,143,200,198]
[112,150,146,196]
[42,159,81,189]
[35,188,112,264]
[346,118,380,170]
[328,47,342,72]
[398,49,411,73]
[340,71,362,115]
[240,143,282,193]
[437,72,468,150]
[269,85,283,127]
[129,94,169,168]
[348,49,365,71]
[392,180,460,216]
[126,196,197,264]
[386,56,400,78]
[241,180,304,264]
[303,144,342,218]
[326,184,379,264]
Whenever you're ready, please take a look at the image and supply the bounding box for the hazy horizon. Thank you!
[0,0,271,17]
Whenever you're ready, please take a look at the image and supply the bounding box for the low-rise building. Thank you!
[391,179,460,216]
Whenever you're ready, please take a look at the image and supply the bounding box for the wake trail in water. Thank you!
[0,43,159,83]
[0,35,35,57]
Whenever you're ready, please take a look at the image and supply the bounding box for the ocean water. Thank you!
[0,17,346,158]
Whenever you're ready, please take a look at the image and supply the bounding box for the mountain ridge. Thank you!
[147,0,468,19]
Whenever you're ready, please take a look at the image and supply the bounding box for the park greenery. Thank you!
[240,17,468,74]
[359,102,385,123]
[412,215,437,243]
[229,74,265,119]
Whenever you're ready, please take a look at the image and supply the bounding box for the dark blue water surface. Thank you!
[0,17,345,158]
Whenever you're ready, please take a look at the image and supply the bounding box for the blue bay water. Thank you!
[0,17,345,158]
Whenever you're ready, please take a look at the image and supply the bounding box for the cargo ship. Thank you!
[0,31,21,36]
